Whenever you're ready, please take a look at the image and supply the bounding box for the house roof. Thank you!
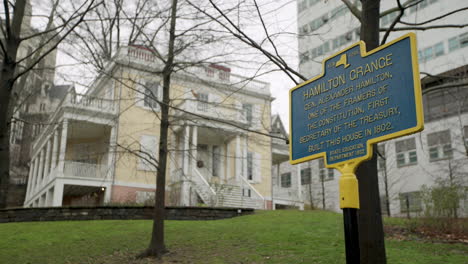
[271,114,288,137]
[49,84,74,100]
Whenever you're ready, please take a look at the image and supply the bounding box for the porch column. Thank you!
[25,158,35,201]
[225,142,231,181]
[103,183,112,203]
[182,125,190,176]
[243,135,248,179]
[44,139,52,183]
[51,180,64,207]
[177,129,185,174]
[235,135,241,181]
[191,126,198,172]
[51,129,59,171]
[57,119,68,175]
[107,126,117,179]
[36,149,44,190]
[180,125,191,206]
[45,187,54,207]
[170,132,177,183]
[31,157,39,193]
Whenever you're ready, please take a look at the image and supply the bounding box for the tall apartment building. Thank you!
[272,0,468,217]
[23,45,276,209]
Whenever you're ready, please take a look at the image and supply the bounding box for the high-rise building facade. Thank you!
[272,0,468,217]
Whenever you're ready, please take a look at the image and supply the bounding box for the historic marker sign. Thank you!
[290,33,424,166]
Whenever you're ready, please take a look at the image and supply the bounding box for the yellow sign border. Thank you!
[289,32,424,169]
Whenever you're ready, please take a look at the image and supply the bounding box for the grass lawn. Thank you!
[0,210,466,264]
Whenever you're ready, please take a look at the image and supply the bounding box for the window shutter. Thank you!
[253,152,261,183]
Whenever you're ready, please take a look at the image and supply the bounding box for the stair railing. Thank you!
[239,176,265,209]
[193,168,216,204]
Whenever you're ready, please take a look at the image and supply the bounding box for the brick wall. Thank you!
[0,206,254,223]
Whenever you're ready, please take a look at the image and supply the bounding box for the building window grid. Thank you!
[197,92,209,111]
[464,126,468,146]
[243,103,253,125]
[399,191,422,213]
[377,145,386,171]
[304,28,359,64]
[408,0,438,14]
[300,167,312,185]
[247,152,253,180]
[419,41,444,62]
[318,159,334,181]
[281,172,291,188]
[143,82,160,109]
[395,138,417,167]
[427,130,453,161]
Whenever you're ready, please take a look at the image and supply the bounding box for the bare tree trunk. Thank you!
[0,0,27,209]
[142,0,178,258]
[357,0,387,263]
[383,164,391,216]
[405,195,410,219]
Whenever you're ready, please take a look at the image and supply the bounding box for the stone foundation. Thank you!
[0,206,254,223]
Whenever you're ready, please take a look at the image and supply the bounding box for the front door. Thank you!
[197,144,210,181]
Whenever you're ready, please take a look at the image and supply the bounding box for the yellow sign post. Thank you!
[289,33,424,263]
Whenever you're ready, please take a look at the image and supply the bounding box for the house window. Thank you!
[464,126,468,146]
[448,32,468,52]
[419,42,445,62]
[136,191,155,204]
[197,92,209,111]
[301,167,312,185]
[297,0,307,13]
[319,159,334,181]
[14,121,24,144]
[242,188,251,197]
[299,51,309,64]
[427,130,452,161]
[247,152,253,180]
[219,71,230,81]
[395,138,417,167]
[434,42,444,57]
[243,103,253,125]
[399,191,422,213]
[212,145,220,177]
[377,145,386,171]
[281,172,291,188]
[139,135,158,171]
[143,82,160,109]
[205,67,214,77]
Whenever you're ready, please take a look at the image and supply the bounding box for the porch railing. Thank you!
[193,168,216,205]
[63,161,108,179]
[239,176,265,209]
[68,93,115,113]
[176,99,247,124]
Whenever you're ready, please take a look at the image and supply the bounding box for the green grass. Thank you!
[0,210,466,264]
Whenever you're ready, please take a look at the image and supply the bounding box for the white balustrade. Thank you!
[63,161,108,179]
[177,99,247,124]
[68,93,115,113]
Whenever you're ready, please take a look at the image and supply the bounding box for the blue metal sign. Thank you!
[290,33,424,166]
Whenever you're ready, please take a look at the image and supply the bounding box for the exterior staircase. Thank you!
[192,168,265,209]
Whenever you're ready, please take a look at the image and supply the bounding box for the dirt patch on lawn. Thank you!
[384,218,468,244]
